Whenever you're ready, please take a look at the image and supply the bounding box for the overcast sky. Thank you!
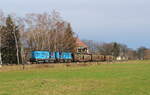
[0,0,150,49]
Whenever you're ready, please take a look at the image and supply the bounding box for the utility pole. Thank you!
[0,36,2,67]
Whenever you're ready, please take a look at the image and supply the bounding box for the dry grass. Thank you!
[0,60,149,72]
[0,62,104,72]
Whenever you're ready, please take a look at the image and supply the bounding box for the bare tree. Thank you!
[24,11,76,52]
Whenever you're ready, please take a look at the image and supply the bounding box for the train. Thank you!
[30,51,114,63]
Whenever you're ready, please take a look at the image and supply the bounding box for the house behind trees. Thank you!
[76,38,89,54]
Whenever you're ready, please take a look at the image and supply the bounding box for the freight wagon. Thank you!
[73,53,92,62]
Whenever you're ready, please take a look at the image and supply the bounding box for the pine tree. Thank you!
[1,16,21,64]
[63,23,76,52]
[112,42,120,58]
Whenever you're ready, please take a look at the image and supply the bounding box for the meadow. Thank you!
[0,61,150,95]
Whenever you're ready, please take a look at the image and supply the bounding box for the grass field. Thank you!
[0,61,150,95]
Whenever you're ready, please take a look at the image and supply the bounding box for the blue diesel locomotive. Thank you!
[30,51,73,63]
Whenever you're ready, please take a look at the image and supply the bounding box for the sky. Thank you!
[0,0,150,49]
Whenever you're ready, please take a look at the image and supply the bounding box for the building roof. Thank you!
[76,38,88,48]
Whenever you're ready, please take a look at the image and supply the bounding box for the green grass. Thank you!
[0,61,150,95]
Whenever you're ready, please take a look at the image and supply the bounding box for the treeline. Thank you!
[83,40,149,60]
[0,10,76,64]
[0,10,149,64]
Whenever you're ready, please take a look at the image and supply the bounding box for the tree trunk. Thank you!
[13,31,20,64]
